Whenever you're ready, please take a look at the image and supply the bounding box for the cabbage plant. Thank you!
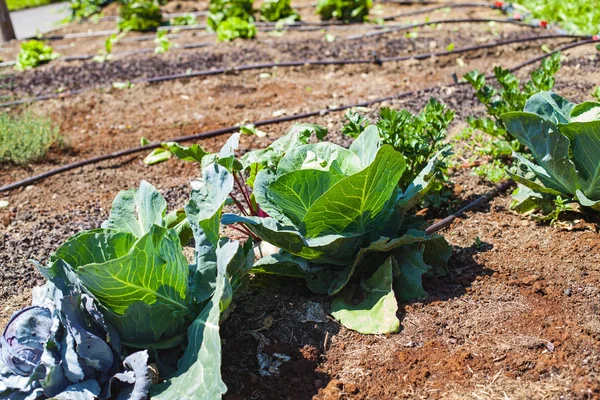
[223,126,451,334]
[0,282,149,399]
[502,91,600,216]
[1,174,253,399]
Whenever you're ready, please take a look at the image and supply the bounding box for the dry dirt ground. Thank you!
[1,0,600,398]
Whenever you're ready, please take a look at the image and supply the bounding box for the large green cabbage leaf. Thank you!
[33,176,249,399]
[223,127,451,334]
[502,91,600,210]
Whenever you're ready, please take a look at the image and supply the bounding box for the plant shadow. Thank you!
[221,274,338,400]
[420,239,495,305]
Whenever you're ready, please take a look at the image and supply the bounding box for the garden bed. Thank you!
[1,0,599,398]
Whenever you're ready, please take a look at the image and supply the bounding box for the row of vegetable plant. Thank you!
[2,46,600,398]
[460,45,600,223]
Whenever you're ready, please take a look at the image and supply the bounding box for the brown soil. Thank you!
[1,0,600,398]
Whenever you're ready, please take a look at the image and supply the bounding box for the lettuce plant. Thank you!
[15,40,60,71]
[315,0,371,22]
[260,0,299,22]
[69,0,111,20]
[215,17,257,41]
[207,0,256,41]
[502,91,600,218]
[223,126,451,334]
[117,0,162,32]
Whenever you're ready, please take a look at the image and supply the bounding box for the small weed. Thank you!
[0,111,62,165]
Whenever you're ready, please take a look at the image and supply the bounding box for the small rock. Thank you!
[564,288,572,296]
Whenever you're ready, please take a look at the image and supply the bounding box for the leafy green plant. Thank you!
[592,87,600,102]
[0,111,62,164]
[461,52,562,182]
[14,40,60,71]
[342,98,455,208]
[216,16,257,41]
[502,91,600,219]
[170,13,198,26]
[68,0,110,19]
[1,178,253,398]
[93,32,126,63]
[513,0,600,35]
[7,0,62,11]
[208,0,253,29]
[221,125,451,334]
[260,0,299,22]
[154,30,174,53]
[117,0,162,32]
[316,0,371,22]
[143,122,451,334]
[208,0,256,41]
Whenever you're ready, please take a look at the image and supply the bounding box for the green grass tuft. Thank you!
[0,111,62,165]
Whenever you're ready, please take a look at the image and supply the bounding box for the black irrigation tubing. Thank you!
[381,2,493,21]
[0,43,212,67]
[0,32,583,107]
[0,38,597,194]
[95,10,209,22]
[425,180,514,235]
[0,34,593,108]
[347,17,539,40]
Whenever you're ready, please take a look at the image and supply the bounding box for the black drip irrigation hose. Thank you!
[347,17,539,40]
[0,33,585,108]
[0,43,212,68]
[425,180,514,235]
[0,39,596,194]
[381,2,493,21]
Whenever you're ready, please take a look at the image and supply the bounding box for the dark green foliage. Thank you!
[118,0,162,31]
[316,0,371,22]
[343,98,455,207]
[69,0,111,19]
[260,0,299,22]
[464,52,561,140]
